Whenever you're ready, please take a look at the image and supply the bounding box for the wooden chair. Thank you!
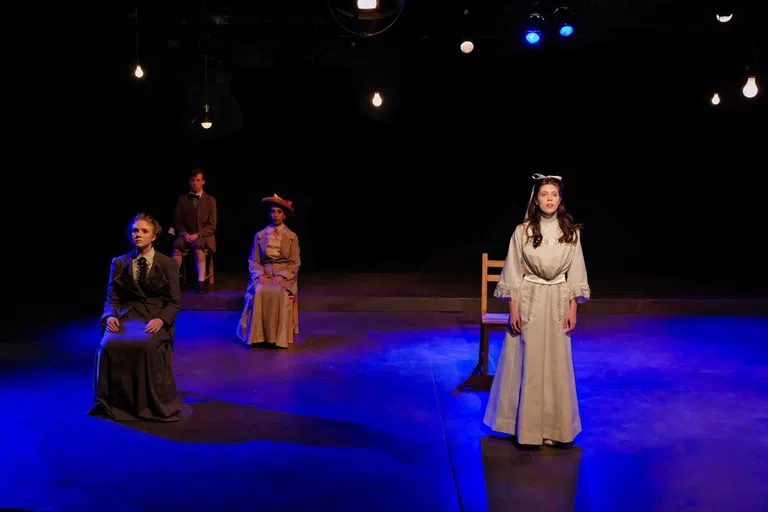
[475,253,509,376]
[179,248,215,288]
[288,294,299,344]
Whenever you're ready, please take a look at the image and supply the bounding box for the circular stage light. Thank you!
[327,0,405,37]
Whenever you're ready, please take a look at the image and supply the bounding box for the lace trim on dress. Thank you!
[494,281,517,300]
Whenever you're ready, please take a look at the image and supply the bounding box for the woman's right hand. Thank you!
[509,301,522,334]
[106,316,120,333]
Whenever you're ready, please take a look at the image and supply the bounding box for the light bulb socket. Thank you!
[201,103,212,128]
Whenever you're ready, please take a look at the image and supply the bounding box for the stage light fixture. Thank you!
[201,103,212,129]
[328,0,404,37]
[553,6,574,37]
[711,1,734,22]
[523,11,545,45]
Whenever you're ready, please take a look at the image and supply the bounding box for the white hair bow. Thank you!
[525,174,563,220]
[532,173,563,181]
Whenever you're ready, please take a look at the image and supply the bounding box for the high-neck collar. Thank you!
[540,213,558,226]
[133,246,155,262]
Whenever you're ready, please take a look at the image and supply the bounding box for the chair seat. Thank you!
[482,312,509,324]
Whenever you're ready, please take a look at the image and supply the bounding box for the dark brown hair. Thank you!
[525,177,582,248]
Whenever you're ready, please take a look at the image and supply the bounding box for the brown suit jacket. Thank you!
[101,251,181,337]
[247,224,300,296]
[174,191,217,252]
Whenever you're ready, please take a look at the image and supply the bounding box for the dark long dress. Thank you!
[88,249,186,422]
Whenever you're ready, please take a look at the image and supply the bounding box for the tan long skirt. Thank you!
[237,283,293,348]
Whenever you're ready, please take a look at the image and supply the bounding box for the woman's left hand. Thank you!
[564,300,577,334]
[145,318,164,333]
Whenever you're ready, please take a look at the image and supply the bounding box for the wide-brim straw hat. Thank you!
[261,193,294,214]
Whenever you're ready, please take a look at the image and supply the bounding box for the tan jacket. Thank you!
[247,224,300,296]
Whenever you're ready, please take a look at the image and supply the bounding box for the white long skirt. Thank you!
[483,280,581,445]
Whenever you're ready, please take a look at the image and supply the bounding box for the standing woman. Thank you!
[90,213,185,422]
[237,194,300,348]
[484,174,590,446]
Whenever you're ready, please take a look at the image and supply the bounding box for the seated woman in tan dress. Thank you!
[236,194,300,348]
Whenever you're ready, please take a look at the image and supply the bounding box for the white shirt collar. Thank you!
[135,247,155,265]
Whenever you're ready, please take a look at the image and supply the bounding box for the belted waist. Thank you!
[523,273,566,285]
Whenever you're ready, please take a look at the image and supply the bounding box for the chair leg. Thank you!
[480,324,490,376]
[177,250,189,286]
[293,296,299,334]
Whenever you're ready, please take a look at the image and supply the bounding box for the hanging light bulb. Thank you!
[715,13,732,22]
[711,93,720,105]
[371,92,382,107]
[460,41,474,54]
[201,103,212,129]
[134,65,144,78]
[742,76,758,98]
[357,0,377,10]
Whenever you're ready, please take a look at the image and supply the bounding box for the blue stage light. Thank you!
[553,6,575,38]
[525,30,541,44]
[523,11,545,46]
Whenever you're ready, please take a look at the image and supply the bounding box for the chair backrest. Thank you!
[481,253,505,317]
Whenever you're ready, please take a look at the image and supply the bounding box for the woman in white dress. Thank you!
[483,174,590,446]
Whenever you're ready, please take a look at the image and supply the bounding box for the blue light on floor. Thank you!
[2,312,767,511]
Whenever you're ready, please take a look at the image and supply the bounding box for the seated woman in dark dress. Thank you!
[89,213,186,422]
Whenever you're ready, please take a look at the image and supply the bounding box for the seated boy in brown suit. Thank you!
[171,169,217,293]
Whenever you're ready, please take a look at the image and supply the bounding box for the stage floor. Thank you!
[2,310,767,511]
[181,272,768,316]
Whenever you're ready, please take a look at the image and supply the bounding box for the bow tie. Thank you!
[189,194,200,199]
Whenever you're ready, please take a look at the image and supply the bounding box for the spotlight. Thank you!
[712,1,734,22]
[328,0,404,37]
[523,11,545,45]
[553,6,574,37]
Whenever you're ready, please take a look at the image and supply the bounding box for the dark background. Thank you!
[10,0,766,324]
